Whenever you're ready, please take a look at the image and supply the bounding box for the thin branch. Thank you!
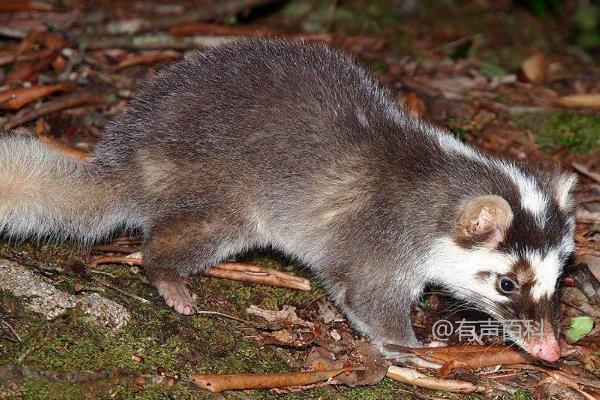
[191,367,354,392]
[572,162,600,185]
[2,93,105,131]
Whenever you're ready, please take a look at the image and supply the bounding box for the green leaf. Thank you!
[565,316,594,343]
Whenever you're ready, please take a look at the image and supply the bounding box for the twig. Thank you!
[385,344,532,371]
[576,209,600,225]
[557,94,600,110]
[2,93,105,131]
[190,367,354,392]
[90,255,311,291]
[572,162,600,185]
[92,244,141,254]
[204,263,311,291]
[1,320,21,342]
[0,83,75,110]
[82,34,237,51]
[386,365,485,393]
[116,50,181,70]
[89,270,117,279]
[196,310,254,326]
[104,0,281,34]
[92,277,151,304]
[89,256,143,269]
[38,135,90,160]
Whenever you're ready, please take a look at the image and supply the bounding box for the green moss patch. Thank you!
[513,111,600,155]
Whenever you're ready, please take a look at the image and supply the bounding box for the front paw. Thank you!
[154,279,197,315]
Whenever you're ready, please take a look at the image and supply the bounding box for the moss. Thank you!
[21,380,89,400]
[506,389,533,400]
[0,242,527,399]
[513,111,600,155]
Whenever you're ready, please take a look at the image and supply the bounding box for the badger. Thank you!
[0,39,576,362]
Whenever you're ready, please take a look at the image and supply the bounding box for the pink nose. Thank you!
[531,339,561,362]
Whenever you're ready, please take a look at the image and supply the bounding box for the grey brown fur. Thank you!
[0,40,575,358]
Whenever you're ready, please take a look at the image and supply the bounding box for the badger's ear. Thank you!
[553,172,577,210]
[457,195,513,247]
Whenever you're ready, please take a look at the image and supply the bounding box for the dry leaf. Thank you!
[521,52,548,82]
[557,94,600,109]
[247,305,313,327]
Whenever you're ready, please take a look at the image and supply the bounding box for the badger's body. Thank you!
[0,40,576,362]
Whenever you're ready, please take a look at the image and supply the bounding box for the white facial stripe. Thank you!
[426,237,518,304]
[432,130,549,228]
[494,161,548,227]
[527,249,562,301]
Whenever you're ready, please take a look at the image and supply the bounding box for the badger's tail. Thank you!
[0,132,137,244]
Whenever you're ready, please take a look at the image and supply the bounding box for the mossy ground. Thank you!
[0,242,535,399]
[512,111,600,156]
[2,1,595,398]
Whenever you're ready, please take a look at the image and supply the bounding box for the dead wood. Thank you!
[116,50,181,70]
[2,93,105,131]
[89,255,311,291]
[386,365,485,393]
[104,0,282,35]
[190,367,353,392]
[0,83,74,110]
[37,135,90,160]
[205,263,311,291]
[386,344,533,371]
[557,94,600,109]
[573,163,600,185]
[82,34,237,51]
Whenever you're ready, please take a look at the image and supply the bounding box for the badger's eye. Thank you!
[498,277,518,294]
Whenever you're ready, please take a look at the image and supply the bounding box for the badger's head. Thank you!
[433,169,577,362]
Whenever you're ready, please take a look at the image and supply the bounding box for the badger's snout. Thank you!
[524,319,561,362]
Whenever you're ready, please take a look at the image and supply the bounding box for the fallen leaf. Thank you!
[521,52,548,82]
[566,316,594,344]
[557,94,600,109]
[317,301,344,323]
[247,305,313,328]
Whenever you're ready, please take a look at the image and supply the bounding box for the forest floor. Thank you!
[0,1,599,399]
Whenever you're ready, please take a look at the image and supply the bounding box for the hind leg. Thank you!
[143,214,255,315]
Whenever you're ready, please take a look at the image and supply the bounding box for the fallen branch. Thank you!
[2,93,105,131]
[190,367,353,392]
[0,1,54,12]
[104,0,280,34]
[576,209,600,225]
[169,22,332,43]
[89,255,143,269]
[510,364,600,391]
[92,277,151,305]
[385,344,532,371]
[82,34,237,51]
[572,162,600,185]
[205,263,311,291]
[89,255,311,291]
[0,83,74,110]
[557,94,600,109]
[38,135,90,160]
[386,365,485,393]
[116,50,181,70]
